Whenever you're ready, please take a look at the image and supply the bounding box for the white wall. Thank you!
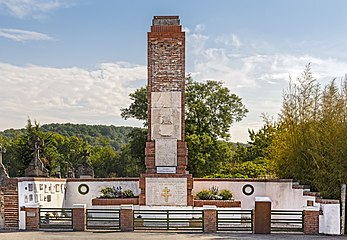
[193,179,316,210]
[64,179,139,208]
[18,178,66,208]
[319,203,340,235]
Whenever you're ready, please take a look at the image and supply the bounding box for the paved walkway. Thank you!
[0,231,345,240]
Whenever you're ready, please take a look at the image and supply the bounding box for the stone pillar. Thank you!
[120,204,133,232]
[203,205,217,232]
[341,184,346,235]
[23,207,39,230]
[303,210,319,234]
[72,204,86,231]
[254,196,272,234]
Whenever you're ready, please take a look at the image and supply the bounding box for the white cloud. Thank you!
[0,0,73,18]
[216,34,241,49]
[0,62,146,130]
[185,24,347,142]
[0,28,53,41]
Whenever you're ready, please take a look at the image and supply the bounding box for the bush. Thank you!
[195,186,233,200]
[218,189,233,200]
[99,186,136,198]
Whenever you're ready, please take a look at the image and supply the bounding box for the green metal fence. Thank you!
[86,208,120,230]
[39,208,73,229]
[271,210,303,233]
[133,209,204,231]
[217,209,253,232]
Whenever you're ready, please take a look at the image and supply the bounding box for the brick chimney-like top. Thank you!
[153,16,180,26]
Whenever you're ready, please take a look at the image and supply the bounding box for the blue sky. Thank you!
[1,0,347,142]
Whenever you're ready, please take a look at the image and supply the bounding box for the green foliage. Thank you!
[269,65,347,198]
[218,189,234,200]
[120,87,148,126]
[195,187,233,200]
[99,186,136,198]
[185,76,248,140]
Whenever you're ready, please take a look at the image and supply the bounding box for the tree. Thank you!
[185,76,248,140]
[269,65,347,198]
[121,77,248,177]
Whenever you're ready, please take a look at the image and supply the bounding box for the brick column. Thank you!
[120,204,133,232]
[23,207,39,230]
[254,197,272,234]
[303,210,319,234]
[203,205,217,232]
[72,204,86,231]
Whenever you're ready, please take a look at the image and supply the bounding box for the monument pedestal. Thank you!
[139,174,193,206]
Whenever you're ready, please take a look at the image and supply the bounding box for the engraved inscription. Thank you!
[146,178,187,206]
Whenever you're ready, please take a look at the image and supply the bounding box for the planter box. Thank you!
[193,200,241,208]
[92,198,139,206]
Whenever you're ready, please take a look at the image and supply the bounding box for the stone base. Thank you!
[24,166,48,177]
[139,173,193,206]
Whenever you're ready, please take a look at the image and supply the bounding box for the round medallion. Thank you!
[78,184,89,195]
[242,184,254,196]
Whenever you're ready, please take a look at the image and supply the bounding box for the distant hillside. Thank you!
[0,123,137,151]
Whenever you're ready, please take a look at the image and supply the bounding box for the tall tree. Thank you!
[270,65,347,198]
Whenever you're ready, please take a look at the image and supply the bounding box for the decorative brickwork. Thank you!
[92,198,139,205]
[120,206,134,232]
[24,207,39,230]
[303,210,319,234]
[194,200,241,208]
[203,208,217,232]
[1,178,19,229]
[72,206,86,231]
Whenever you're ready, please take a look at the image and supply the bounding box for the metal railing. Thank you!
[39,208,73,229]
[271,210,303,233]
[217,209,253,232]
[86,208,120,230]
[133,209,204,231]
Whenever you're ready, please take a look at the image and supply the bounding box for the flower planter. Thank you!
[193,200,241,208]
[92,197,139,206]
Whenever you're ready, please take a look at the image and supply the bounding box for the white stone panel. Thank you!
[146,178,187,206]
[151,108,181,140]
[155,139,177,166]
[151,92,181,108]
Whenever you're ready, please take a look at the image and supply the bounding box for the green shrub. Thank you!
[218,189,233,200]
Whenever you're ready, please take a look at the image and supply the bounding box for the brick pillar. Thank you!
[23,207,39,230]
[254,197,272,234]
[203,205,217,232]
[72,204,86,231]
[303,210,319,234]
[120,204,133,232]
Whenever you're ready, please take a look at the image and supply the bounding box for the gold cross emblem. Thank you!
[161,187,171,202]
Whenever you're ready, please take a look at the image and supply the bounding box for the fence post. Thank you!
[203,205,217,232]
[72,204,86,231]
[23,207,39,230]
[120,204,134,232]
[341,184,346,235]
[254,196,272,234]
[303,210,319,234]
